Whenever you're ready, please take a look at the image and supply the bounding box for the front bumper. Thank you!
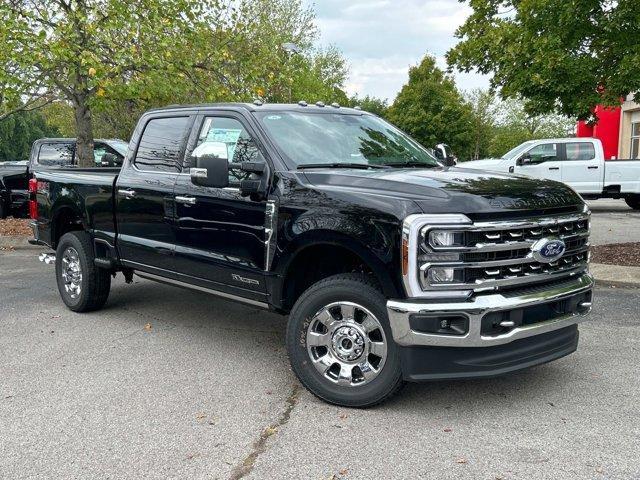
[387,273,593,380]
[387,273,593,348]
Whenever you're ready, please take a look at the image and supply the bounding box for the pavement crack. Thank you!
[228,383,301,480]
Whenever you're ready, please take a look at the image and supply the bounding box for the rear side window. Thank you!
[38,143,74,166]
[134,117,190,172]
[565,142,596,161]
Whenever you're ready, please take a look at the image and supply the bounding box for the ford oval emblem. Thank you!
[531,238,566,263]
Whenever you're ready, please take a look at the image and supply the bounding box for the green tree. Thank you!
[388,55,475,160]
[0,0,229,166]
[0,109,59,161]
[447,0,640,120]
[465,88,496,160]
[349,95,389,118]
[488,98,574,157]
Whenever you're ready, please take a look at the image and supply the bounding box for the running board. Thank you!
[135,271,269,309]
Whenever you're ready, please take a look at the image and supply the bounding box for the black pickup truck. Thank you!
[30,103,593,407]
[0,138,127,218]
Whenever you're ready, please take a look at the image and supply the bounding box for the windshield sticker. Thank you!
[266,115,282,120]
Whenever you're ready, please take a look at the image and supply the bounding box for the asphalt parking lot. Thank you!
[1,246,639,480]
[586,198,640,245]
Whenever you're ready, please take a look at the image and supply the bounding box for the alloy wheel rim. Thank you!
[306,301,387,387]
[61,246,82,299]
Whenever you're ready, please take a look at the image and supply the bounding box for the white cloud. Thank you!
[304,0,490,100]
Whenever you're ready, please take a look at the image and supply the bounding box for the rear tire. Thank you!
[625,194,640,210]
[286,273,404,407]
[55,231,111,312]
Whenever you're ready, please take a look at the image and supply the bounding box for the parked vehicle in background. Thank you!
[30,103,593,407]
[0,138,127,218]
[463,138,640,209]
[0,161,29,218]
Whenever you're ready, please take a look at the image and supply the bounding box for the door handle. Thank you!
[548,167,560,171]
[588,166,599,169]
[175,195,197,205]
[118,189,136,198]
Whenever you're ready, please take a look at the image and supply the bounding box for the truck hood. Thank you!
[301,167,584,216]
[460,158,508,171]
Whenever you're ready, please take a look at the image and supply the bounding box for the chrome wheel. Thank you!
[61,247,82,299]
[306,301,388,387]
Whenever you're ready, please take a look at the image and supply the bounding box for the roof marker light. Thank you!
[298,100,308,107]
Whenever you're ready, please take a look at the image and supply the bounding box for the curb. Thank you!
[590,263,640,289]
[0,235,44,251]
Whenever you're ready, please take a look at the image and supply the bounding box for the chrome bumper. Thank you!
[387,273,593,347]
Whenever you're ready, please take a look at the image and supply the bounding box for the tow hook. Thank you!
[39,253,56,265]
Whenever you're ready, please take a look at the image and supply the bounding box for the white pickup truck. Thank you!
[463,138,640,209]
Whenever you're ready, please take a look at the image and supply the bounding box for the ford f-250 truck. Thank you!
[29,103,593,407]
[463,138,640,209]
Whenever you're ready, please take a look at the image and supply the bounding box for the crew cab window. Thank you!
[134,117,190,172]
[38,143,74,166]
[527,143,559,162]
[191,116,265,182]
[565,142,596,161]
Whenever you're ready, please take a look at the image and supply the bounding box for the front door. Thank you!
[514,142,563,182]
[172,113,269,300]
[116,115,193,272]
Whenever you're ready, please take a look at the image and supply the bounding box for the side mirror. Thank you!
[516,154,532,166]
[190,142,229,188]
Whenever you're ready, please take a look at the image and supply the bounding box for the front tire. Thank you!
[625,194,640,210]
[286,274,403,407]
[55,231,111,312]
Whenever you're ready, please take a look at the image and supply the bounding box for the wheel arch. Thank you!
[272,232,402,312]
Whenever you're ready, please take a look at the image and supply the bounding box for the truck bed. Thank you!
[34,167,120,247]
[604,159,640,193]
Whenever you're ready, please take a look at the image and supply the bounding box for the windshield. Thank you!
[255,111,439,168]
[502,141,535,160]
[110,140,128,156]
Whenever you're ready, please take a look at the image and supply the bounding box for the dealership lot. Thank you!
[587,198,640,245]
[1,238,639,479]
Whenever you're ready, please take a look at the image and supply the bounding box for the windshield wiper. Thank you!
[381,161,437,168]
[297,163,388,170]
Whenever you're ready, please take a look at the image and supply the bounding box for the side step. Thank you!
[94,257,117,269]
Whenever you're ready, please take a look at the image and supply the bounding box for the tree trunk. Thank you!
[73,96,94,168]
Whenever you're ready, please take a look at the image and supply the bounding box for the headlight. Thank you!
[427,267,464,284]
[429,230,464,247]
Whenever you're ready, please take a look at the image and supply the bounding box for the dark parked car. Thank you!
[30,103,593,407]
[0,138,127,218]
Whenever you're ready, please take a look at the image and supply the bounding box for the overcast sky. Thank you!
[303,0,490,102]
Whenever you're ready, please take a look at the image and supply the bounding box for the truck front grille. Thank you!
[418,212,590,292]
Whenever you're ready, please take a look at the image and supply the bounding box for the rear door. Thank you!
[560,141,604,194]
[116,114,193,273]
[171,111,269,299]
[514,142,562,181]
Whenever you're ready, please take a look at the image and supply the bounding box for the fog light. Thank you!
[430,231,463,247]
[428,267,463,284]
